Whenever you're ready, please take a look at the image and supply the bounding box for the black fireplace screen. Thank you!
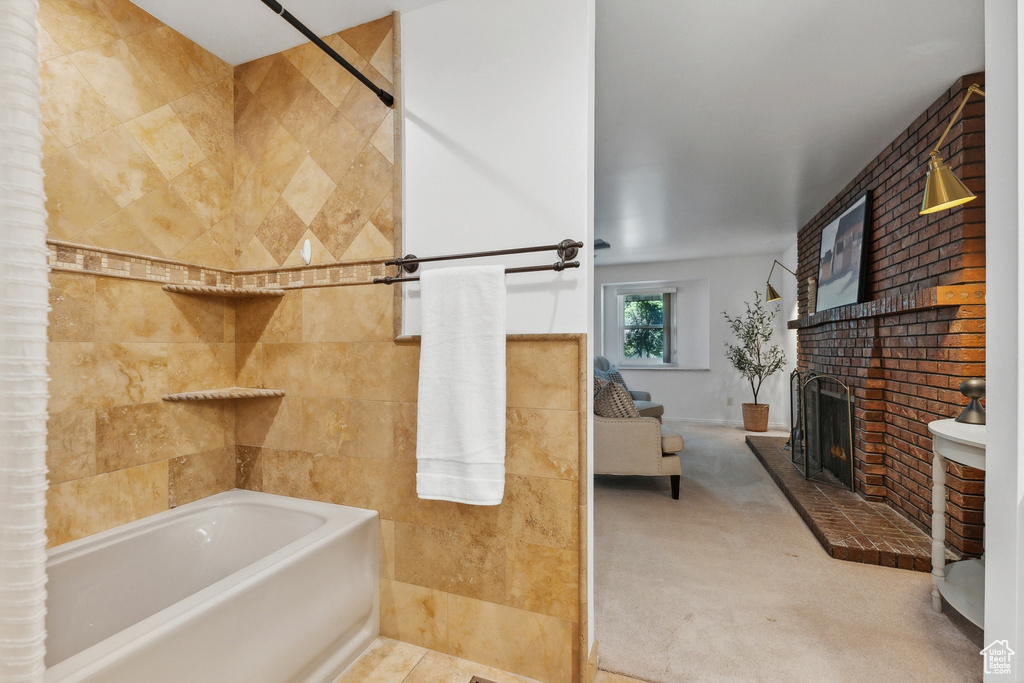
[788,370,804,466]
[790,372,855,490]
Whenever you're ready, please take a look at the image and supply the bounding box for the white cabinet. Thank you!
[929,418,986,627]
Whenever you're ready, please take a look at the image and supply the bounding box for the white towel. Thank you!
[416,264,507,505]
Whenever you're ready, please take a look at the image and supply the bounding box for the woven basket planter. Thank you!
[741,403,770,432]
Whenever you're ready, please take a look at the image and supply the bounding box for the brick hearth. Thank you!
[747,436,959,571]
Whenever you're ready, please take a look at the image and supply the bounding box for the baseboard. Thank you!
[662,417,790,431]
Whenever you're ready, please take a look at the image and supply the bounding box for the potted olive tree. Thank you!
[723,293,786,432]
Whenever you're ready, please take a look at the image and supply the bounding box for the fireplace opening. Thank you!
[790,372,855,490]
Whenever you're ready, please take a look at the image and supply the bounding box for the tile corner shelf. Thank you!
[162,387,285,402]
[162,284,286,298]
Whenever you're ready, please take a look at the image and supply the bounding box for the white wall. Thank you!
[599,278,711,370]
[400,0,597,655]
[583,0,596,658]
[781,241,799,380]
[983,0,1023,673]
[400,0,592,335]
[595,252,797,428]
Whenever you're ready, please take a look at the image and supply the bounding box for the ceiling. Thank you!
[132,0,985,267]
[129,0,441,65]
[595,0,984,265]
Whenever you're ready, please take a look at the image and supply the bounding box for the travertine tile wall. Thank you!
[234,285,582,683]
[41,0,237,544]
[230,19,584,682]
[46,272,236,545]
[42,6,585,682]
[232,16,396,269]
[38,0,235,269]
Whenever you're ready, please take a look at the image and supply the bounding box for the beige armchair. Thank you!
[593,356,664,421]
[594,415,684,499]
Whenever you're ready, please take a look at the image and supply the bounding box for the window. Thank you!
[601,279,710,370]
[618,290,674,364]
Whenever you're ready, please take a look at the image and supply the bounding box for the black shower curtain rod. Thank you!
[259,0,395,108]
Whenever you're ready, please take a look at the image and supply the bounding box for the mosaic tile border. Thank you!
[49,240,233,288]
[233,260,390,290]
[49,240,394,291]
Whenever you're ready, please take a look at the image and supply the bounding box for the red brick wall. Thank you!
[794,74,985,556]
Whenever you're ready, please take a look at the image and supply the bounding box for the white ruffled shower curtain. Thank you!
[0,1,50,681]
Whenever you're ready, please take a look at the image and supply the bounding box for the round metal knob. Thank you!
[960,378,985,400]
[955,378,986,424]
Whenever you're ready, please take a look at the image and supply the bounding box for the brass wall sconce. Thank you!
[919,83,985,215]
[766,259,796,302]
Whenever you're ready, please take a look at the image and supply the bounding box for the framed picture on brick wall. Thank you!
[815,191,871,312]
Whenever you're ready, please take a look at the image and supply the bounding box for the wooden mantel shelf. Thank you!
[789,285,985,330]
[162,387,285,402]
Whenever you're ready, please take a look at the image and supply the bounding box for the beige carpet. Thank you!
[594,423,981,683]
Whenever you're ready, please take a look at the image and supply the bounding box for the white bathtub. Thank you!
[45,489,379,683]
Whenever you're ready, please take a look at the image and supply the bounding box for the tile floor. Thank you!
[333,637,542,683]
[335,637,643,683]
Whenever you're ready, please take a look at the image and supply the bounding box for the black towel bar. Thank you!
[372,239,583,285]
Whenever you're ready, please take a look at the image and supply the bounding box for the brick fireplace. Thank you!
[792,73,985,557]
